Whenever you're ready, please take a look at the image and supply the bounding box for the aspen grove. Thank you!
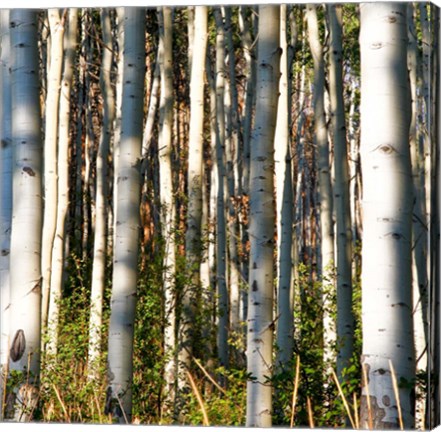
[0,4,439,428]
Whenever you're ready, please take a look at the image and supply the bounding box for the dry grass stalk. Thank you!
[290,356,301,428]
[114,391,129,424]
[330,368,356,429]
[306,396,315,428]
[353,392,359,429]
[51,383,70,422]
[362,363,373,429]
[388,359,404,430]
[93,389,103,423]
[186,370,210,426]
[1,346,9,421]
[192,357,227,395]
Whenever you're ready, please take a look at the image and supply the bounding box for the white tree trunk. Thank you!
[246,5,280,427]
[407,5,428,427]
[47,8,78,358]
[0,10,12,420]
[179,5,208,383]
[306,4,335,381]
[274,4,294,372]
[7,10,43,421]
[359,3,415,428]
[213,7,229,371]
[41,9,64,342]
[106,8,145,424]
[88,8,113,381]
[157,5,178,405]
[327,4,354,378]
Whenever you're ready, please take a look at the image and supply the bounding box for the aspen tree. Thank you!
[246,5,280,427]
[179,5,208,382]
[7,9,43,421]
[0,10,12,419]
[213,7,229,369]
[306,3,335,373]
[223,7,241,338]
[157,5,178,403]
[106,8,145,423]
[327,4,354,378]
[47,8,78,357]
[359,3,415,428]
[407,5,428,427]
[428,6,440,427]
[41,9,64,339]
[274,4,294,371]
[88,8,113,380]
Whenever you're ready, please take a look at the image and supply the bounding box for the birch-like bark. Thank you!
[7,10,43,421]
[0,10,12,419]
[41,9,64,337]
[327,4,354,378]
[274,4,294,372]
[46,9,77,358]
[306,3,335,374]
[407,5,428,427]
[222,7,241,341]
[106,8,145,423]
[88,8,113,381]
[359,3,415,428]
[307,4,335,273]
[246,6,280,427]
[179,5,208,381]
[157,5,177,405]
[213,7,229,370]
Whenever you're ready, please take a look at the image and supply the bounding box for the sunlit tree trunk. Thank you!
[179,5,208,383]
[47,9,77,359]
[88,8,113,381]
[246,5,280,427]
[0,10,12,419]
[327,4,354,378]
[359,3,415,429]
[157,5,177,406]
[41,9,64,345]
[7,9,43,421]
[274,4,294,372]
[407,5,428,427]
[106,8,145,423]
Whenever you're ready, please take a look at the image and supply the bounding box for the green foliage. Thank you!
[39,257,111,423]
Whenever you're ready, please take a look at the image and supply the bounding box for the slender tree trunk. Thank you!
[246,5,280,427]
[41,9,64,342]
[106,8,145,423]
[223,7,241,341]
[0,10,12,420]
[157,5,178,407]
[179,4,208,383]
[428,6,440,427]
[213,7,229,372]
[327,4,354,378]
[47,9,77,359]
[407,5,428,427]
[306,5,335,385]
[88,8,113,381]
[7,10,43,421]
[359,3,415,429]
[275,4,294,372]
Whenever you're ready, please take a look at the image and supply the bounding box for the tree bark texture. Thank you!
[7,9,43,421]
[359,3,415,429]
[106,8,145,423]
[246,5,280,427]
